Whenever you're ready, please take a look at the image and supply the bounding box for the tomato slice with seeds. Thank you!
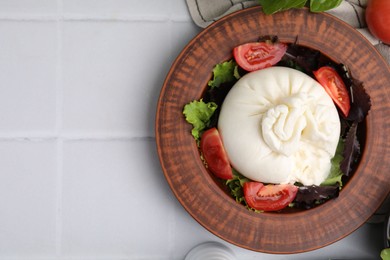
[233,42,287,72]
[200,127,233,180]
[313,66,351,117]
[243,182,298,211]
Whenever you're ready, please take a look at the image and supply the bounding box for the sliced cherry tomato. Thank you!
[313,66,351,117]
[233,42,287,72]
[243,182,298,211]
[200,127,233,180]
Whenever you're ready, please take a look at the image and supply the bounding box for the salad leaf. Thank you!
[336,64,371,122]
[340,122,360,176]
[347,78,372,122]
[258,0,343,15]
[258,0,307,15]
[294,184,340,209]
[183,99,217,141]
[226,169,250,204]
[321,139,345,186]
[233,65,241,80]
[208,60,238,89]
[381,248,390,260]
[310,0,343,12]
[280,42,321,74]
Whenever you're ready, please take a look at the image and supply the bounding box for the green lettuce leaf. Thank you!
[208,60,239,88]
[183,99,217,140]
[381,248,390,260]
[225,169,250,204]
[321,139,345,186]
[233,65,241,80]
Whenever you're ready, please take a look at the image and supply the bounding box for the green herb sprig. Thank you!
[258,0,343,15]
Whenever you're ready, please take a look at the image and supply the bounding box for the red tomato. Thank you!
[233,42,287,71]
[243,182,298,211]
[313,66,351,117]
[200,128,233,180]
[366,0,390,44]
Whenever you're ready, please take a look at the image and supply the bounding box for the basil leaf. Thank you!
[259,0,307,15]
[310,0,343,12]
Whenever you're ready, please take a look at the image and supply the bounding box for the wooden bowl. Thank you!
[155,7,390,253]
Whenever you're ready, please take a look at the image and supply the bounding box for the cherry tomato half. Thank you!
[200,127,233,180]
[243,182,298,211]
[366,0,390,44]
[233,42,287,72]
[313,66,351,117]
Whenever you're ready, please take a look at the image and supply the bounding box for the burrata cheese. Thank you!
[218,66,340,186]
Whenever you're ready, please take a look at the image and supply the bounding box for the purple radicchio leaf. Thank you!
[335,64,371,122]
[340,122,360,176]
[281,42,321,74]
[294,185,340,210]
[347,78,372,122]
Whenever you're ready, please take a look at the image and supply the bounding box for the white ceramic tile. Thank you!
[172,204,222,260]
[0,140,57,256]
[0,0,57,14]
[170,0,193,21]
[63,0,172,17]
[171,21,202,57]
[62,138,176,257]
[62,21,172,137]
[0,21,57,134]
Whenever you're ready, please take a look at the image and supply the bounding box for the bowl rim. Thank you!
[155,6,390,254]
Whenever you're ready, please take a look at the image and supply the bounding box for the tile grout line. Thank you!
[55,0,64,256]
[0,134,155,141]
[55,138,64,256]
[0,13,191,23]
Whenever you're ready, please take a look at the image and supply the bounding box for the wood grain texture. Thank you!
[155,7,390,253]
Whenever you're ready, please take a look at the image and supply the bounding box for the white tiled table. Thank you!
[0,1,386,259]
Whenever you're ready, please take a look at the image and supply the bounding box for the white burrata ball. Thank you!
[218,66,340,186]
